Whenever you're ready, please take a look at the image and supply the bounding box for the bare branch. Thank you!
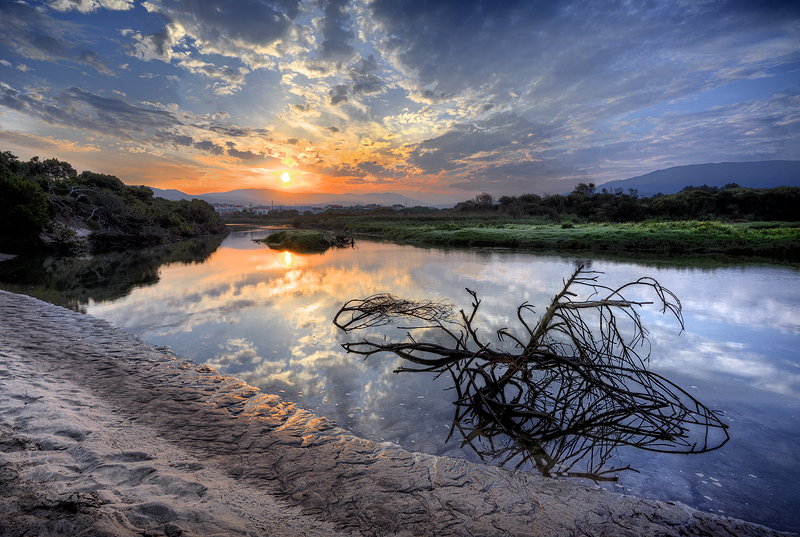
[332,266,728,481]
[333,293,455,332]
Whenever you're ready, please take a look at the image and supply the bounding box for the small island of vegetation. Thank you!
[0,152,227,255]
[256,229,355,253]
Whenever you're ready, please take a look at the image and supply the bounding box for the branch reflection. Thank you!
[334,267,730,481]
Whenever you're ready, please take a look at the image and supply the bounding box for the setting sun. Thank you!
[281,172,291,183]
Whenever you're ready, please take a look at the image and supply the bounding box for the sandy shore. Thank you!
[0,289,793,536]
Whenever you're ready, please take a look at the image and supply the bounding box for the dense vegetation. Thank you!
[288,183,800,260]
[257,229,355,253]
[466,182,800,222]
[0,152,227,254]
[338,219,800,258]
[286,182,800,229]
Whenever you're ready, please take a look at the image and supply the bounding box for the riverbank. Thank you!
[0,290,793,536]
[327,219,800,259]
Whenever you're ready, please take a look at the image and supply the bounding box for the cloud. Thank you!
[281,58,344,78]
[178,58,249,95]
[290,102,321,117]
[192,140,225,155]
[405,112,553,174]
[1,0,798,199]
[0,128,101,155]
[153,130,194,148]
[318,162,367,177]
[351,73,382,96]
[555,89,800,181]
[199,123,270,138]
[123,24,185,63]
[449,159,588,195]
[317,0,355,57]
[226,144,261,160]
[46,0,134,13]
[0,84,180,139]
[126,0,309,70]
[0,1,112,74]
[329,84,349,105]
[356,159,392,177]
[0,81,279,163]
[369,0,800,126]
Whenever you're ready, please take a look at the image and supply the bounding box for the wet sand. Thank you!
[0,289,793,536]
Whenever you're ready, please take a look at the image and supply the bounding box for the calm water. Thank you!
[2,225,798,532]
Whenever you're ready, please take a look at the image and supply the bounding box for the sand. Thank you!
[0,289,793,536]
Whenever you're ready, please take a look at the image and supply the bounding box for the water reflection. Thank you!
[0,235,225,311]
[1,226,798,531]
[332,271,730,482]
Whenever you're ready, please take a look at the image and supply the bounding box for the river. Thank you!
[1,225,798,532]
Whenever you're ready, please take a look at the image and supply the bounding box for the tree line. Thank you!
[456,182,800,222]
[0,152,226,254]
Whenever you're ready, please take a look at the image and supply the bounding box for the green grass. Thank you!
[339,220,800,259]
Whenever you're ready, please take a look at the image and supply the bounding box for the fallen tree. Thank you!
[333,267,729,481]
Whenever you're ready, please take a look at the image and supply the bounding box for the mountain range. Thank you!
[597,160,800,198]
[149,188,424,208]
[149,160,800,207]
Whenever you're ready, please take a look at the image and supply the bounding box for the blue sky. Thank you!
[0,0,798,202]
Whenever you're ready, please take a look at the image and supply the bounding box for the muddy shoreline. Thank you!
[0,290,792,536]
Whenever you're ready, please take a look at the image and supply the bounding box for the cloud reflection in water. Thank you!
[85,228,800,531]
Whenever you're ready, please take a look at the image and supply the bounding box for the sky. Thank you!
[0,0,798,204]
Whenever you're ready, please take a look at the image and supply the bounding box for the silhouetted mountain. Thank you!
[599,161,800,197]
[149,188,423,208]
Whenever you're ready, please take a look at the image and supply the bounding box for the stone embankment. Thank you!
[0,289,793,536]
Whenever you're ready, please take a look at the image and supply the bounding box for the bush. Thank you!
[0,168,54,252]
[1,152,228,253]
[77,171,126,192]
[258,230,337,252]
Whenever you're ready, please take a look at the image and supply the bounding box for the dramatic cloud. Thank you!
[129,0,307,68]
[47,0,134,12]
[0,84,180,139]
[0,0,798,200]
[0,1,112,74]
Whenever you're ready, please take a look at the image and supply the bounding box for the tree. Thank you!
[333,267,729,480]
[573,182,596,196]
[77,171,126,192]
[0,168,55,252]
[474,192,494,206]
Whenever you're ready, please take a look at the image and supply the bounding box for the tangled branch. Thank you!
[332,267,729,481]
[334,293,456,332]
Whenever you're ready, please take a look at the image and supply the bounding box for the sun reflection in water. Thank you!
[281,251,294,268]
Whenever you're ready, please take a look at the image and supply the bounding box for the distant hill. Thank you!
[149,188,423,208]
[599,161,800,197]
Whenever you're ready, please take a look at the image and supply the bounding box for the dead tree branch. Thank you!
[332,266,729,481]
[333,294,455,332]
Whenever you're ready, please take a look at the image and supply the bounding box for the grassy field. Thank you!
[333,219,800,259]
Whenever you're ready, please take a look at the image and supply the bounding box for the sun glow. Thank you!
[281,172,291,183]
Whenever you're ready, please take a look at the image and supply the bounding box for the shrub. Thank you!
[258,230,337,252]
[0,168,54,252]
